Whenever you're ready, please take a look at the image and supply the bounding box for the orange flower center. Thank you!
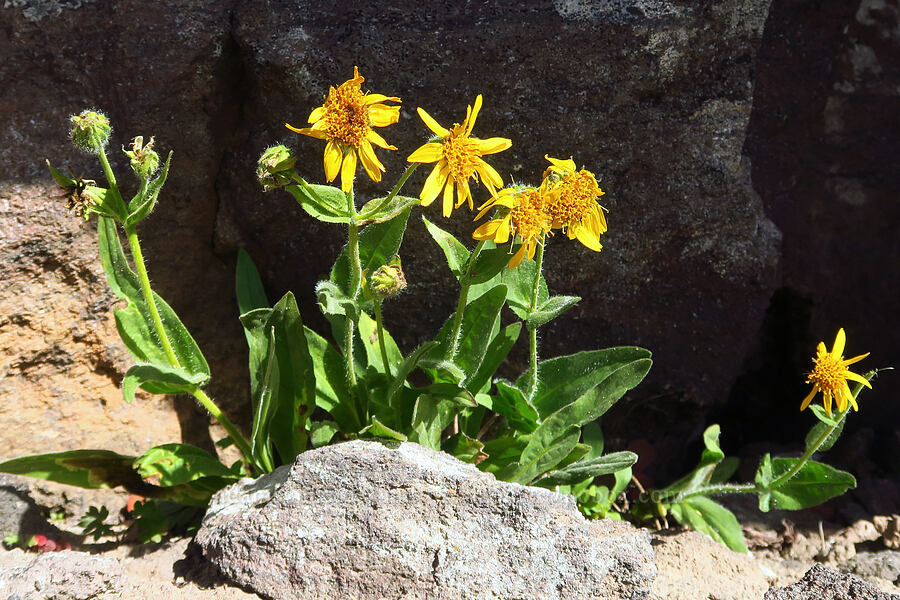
[322,82,370,147]
[442,124,479,181]
[807,353,844,394]
[548,170,602,227]
[510,188,551,242]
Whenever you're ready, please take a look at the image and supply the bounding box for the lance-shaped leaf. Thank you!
[409,395,456,450]
[359,416,407,442]
[491,380,539,433]
[526,295,581,329]
[466,322,522,395]
[503,424,582,484]
[500,257,549,320]
[357,311,404,374]
[670,496,748,554]
[126,151,172,226]
[358,195,420,224]
[236,249,269,315]
[468,241,521,285]
[122,363,203,403]
[331,209,412,296]
[97,217,209,380]
[0,450,139,490]
[304,325,359,432]
[539,451,638,487]
[133,444,241,487]
[443,433,486,464]
[755,455,856,512]
[286,182,350,223]
[310,421,340,448]
[805,407,847,453]
[423,216,470,279]
[660,425,726,496]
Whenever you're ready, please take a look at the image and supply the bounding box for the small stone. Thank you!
[763,563,900,600]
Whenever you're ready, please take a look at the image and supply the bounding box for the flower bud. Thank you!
[124,136,160,179]
[70,110,111,154]
[257,145,297,191]
[366,255,406,300]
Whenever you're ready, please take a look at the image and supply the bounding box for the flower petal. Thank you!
[340,149,357,193]
[366,129,397,150]
[457,178,473,210]
[324,141,342,182]
[474,159,504,191]
[309,106,326,123]
[800,385,818,410]
[465,94,483,136]
[407,142,444,164]
[473,219,502,240]
[842,352,870,366]
[545,155,576,173]
[358,140,384,182]
[442,178,455,217]
[473,136,512,155]
[364,93,401,105]
[417,107,450,138]
[573,223,603,252]
[843,369,873,389]
[420,163,448,205]
[832,328,846,357]
[508,243,528,269]
[286,123,330,139]
[845,385,859,411]
[369,104,401,127]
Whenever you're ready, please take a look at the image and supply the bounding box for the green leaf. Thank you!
[659,424,727,497]
[500,257,548,320]
[582,422,604,459]
[519,347,652,420]
[757,457,856,511]
[709,456,740,485]
[0,450,139,490]
[126,151,172,226]
[409,395,454,450]
[526,295,581,329]
[479,436,528,474]
[422,216,470,279]
[122,363,202,403]
[357,311,403,374]
[358,195,420,224]
[671,496,748,553]
[304,325,359,432]
[468,241,519,285]
[286,183,350,223]
[443,433,486,464]
[505,425,582,484]
[540,451,638,487]
[97,217,209,380]
[383,341,439,419]
[810,404,841,427]
[310,421,340,448]
[805,411,846,453]
[466,322,522,395]
[359,416,407,442]
[492,380,539,433]
[133,444,240,487]
[331,209,411,296]
[236,249,269,315]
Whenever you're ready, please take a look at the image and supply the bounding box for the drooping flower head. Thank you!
[408,95,512,218]
[286,67,400,192]
[543,155,608,252]
[473,183,552,269]
[801,328,871,416]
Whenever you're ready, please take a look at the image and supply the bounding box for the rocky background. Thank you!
[0,0,896,502]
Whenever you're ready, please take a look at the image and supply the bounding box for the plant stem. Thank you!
[97,149,129,218]
[124,225,181,368]
[191,388,253,464]
[527,242,545,398]
[373,300,392,378]
[768,411,848,489]
[343,189,361,396]
[445,241,486,361]
[358,162,420,219]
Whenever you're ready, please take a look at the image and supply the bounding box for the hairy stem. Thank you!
[527,242,545,398]
[446,241,486,360]
[97,149,129,218]
[359,162,420,219]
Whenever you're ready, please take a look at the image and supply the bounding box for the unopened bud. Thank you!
[124,136,160,179]
[257,145,297,191]
[367,255,406,300]
[70,110,111,154]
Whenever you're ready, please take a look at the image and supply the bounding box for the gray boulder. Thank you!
[196,440,656,600]
[763,563,900,600]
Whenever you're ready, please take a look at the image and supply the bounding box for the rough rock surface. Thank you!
[195,440,657,600]
[0,474,64,542]
[650,529,768,599]
[763,563,900,600]
[0,550,123,600]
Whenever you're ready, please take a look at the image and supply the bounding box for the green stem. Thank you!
[97,148,129,219]
[124,225,181,368]
[343,188,361,400]
[678,483,757,502]
[445,241,486,361]
[191,388,253,464]
[373,300,392,378]
[527,242,545,398]
[768,410,848,489]
[358,162,420,219]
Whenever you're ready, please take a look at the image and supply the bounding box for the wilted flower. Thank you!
[124,136,160,179]
[286,67,400,192]
[408,95,511,218]
[257,144,297,191]
[543,155,607,252]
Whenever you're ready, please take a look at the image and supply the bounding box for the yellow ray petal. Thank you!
[573,223,603,252]
[800,385,818,410]
[842,352,870,366]
[358,140,384,182]
[494,217,511,244]
[474,159,504,191]
[508,243,528,269]
[473,136,512,155]
[465,94,483,136]
[545,155,576,173]
[340,149,357,193]
[843,370,873,389]
[407,142,444,163]
[417,107,450,138]
[366,129,397,151]
[845,385,859,411]
[442,178,455,217]
[364,93,401,105]
[308,106,326,123]
[823,391,833,416]
[832,328,846,358]
[324,141,342,182]
[369,104,401,127]
[457,178,473,210]
[286,124,329,139]
[420,163,449,205]
[473,219,502,240]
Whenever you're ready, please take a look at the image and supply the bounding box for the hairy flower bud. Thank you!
[124,136,160,179]
[366,255,406,300]
[70,110,111,154]
[257,145,297,191]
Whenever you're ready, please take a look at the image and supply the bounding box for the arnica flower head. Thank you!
[473,183,552,269]
[408,95,512,218]
[286,67,400,193]
[543,155,608,252]
[801,328,871,416]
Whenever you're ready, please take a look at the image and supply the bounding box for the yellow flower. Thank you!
[285,67,400,193]
[408,95,512,218]
[801,328,871,416]
[473,184,552,269]
[543,155,608,252]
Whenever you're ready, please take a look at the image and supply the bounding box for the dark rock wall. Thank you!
[0,0,894,482]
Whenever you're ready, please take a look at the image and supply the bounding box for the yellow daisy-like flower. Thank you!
[408,95,512,218]
[285,66,400,193]
[473,184,552,269]
[543,155,608,252]
[801,328,871,416]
